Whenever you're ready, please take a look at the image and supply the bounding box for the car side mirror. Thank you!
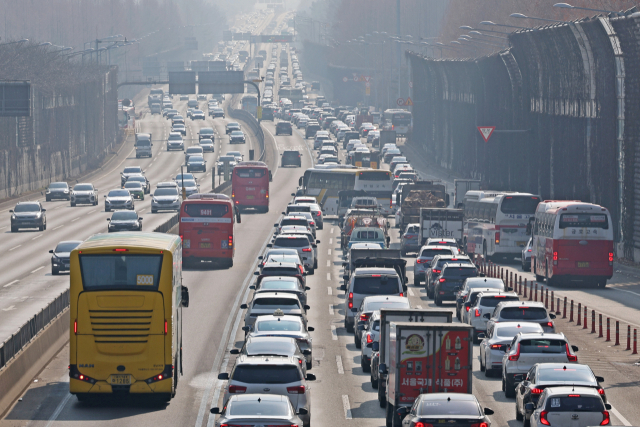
[41,209,46,212]
[357,324,365,331]
[340,284,346,291]
[181,286,189,307]
[258,255,263,260]
[596,376,605,383]
[304,305,310,310]
[476,332,486,340]
[49,249,53,253]
[549,313,557,319]
[302,349,311,356]
[297,407,309,415]
[507,287,513,291]
[302,272,307,277]
[379,363,387,375]
[372,341,379,352]
[514,374,524,382]
[209,407,220,414]
[571,345,579,352]
[483,407,494,416]
[217,373,229,380]
[103,195,107,198]
[240,304,248,309]
[241,326,250,332]
[249,285,255,290]
[351,307,358,313]
[305,286,311,290]
[139,217,143,221]
[483,313,491,319]
[525,403,534,411]
[605,403,612,410]
[266,244,272,248]
[9,210,13,213]
[230,349,240,355]
[274,223,279,227]
[307,326,314,332]
[305,374,316,381]
[396,407,408,417]
[479,273,486,277]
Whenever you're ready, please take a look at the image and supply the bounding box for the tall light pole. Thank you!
[480,20,527,30]
[510,13,565,24]
[553,2,624,16]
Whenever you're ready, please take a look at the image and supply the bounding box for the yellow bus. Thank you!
[69,232,189,402]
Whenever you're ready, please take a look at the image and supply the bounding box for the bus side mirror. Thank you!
[181,286,189,307]
[526,223,532,236]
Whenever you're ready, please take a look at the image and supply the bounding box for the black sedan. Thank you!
[281,150,302,167]
[398,393,493,427]
[107,210,143,232]
[49,240,82,275]
[514,362,606,424]
[276,121,293,135]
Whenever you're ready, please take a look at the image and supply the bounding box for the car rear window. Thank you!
[544,396,604,412]
[365,300,410,311]
[538,366,595,383]
[478,295,519,307]
[437,259,472,269]
[229,400,290,416]
[500,307,548,320]
[260,280,299,290]
[256,320,301,332]
[253,298,300,309]
[231,365,301,384]
[274,237,308,248]
[420,248,453,258]
[353,276,400,295]
[281,219,309,227]
[262,267,299,276]
[519,339,567,354]
[495,325,543,337]
[443,267,477,279]
[418,400,480,416]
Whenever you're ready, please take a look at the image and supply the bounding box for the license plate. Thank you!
[109,374,131,385]
[577,262,590,268]
[246,195,254,199]
[200,242,211,248]
[246,187,256,191]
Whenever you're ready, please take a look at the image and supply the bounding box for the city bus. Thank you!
[351,151,381,169]
[462,191,541,261]
[299,167,393,215]
[383,109,412,136]
[180,193,241,268]
[241,95,258,116]
[529,200,613,287]
[69,232,189,402]
[232,161,270,213]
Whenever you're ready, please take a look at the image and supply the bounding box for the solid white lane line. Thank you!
[331,325,338,340]
[44,387,72,427]
[9,245,21,251]
[32,235,42,240]
[336,355,344,374]
[327,287,332,295]
[3,280,19,288]
[408,288,414,297]
[31,266,44,274]
[610,406,632,426]
[329,304,334,315]
[327,273,331,281]
[71,217,80,222]
[53,225,64,230]
[342,395,352,419]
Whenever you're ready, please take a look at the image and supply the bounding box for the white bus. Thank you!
[383,109,412,136]
[463,191,541,260]
[299,167,393,215]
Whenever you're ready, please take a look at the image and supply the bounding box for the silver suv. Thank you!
[486,301,557,334]
[467,291,520,342]
[501,332,579,398]
[268,234,317,273]
[240,292,309,333]
[218,355,315,427]
[413,245,456,286]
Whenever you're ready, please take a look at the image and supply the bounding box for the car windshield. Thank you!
[500,307,548,320]
[418,400,480,416]
[495,325,543,337]
[200,139,213,144]
[219,156,236,162]
[123,167,142,174]
[187,147,202,153]
[189,156,204,162]
[281,219,308,227]
[193,110,203,114]
[545,396,604,412]
[128,176,145,182]
[478,295,519,307]
[111,211,138,221]
[108,190,129,197]
[353,276,400,295]
[49,182,67,189]
[231,365,301,384]
[519,339,567,354]
[181,180,197,187]
[231,131,243,136]
[124,182,142,189]
[365,300,410,311]
[175,174,194,181]
[73,184,93,191]
[55,242,80,252]
[256,320,301,332]
[154,188,178,196]
[228,400,290,416]
[437,259,472,269]
[538,366,595,383]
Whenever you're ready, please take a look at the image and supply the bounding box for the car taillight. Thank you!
[490,344,502,350]
[413,422,433,427]
[316,211,321,216]
[439,278,446,283]
[566,343,578,362]
[287,385,305,394]
[508,343,521,361]
[470,423,488,427]
[302,248,312,252]
[299,266,304,275]
[366,333,373,344]
[531,388,544,394]
[609,252,613,265]
[601,410,610,425]
[405,235,415,239]
[545,322,553,328]
[466,306,470,312]
[495,231,500,245]
[553,251,558,265]
[540,411,550,425]
[74,319,77,334]
[231,191,235,198]
[433,269,440,274]
[228,385,247,394]
[399,293,403,297]
[475,309,481,317]
[228,235,233,248]
[348,292,353,309]
[598,387,605,395]
[360,313,369,321]
[416,259,426,264]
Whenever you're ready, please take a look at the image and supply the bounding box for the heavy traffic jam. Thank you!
[4,11,626,427]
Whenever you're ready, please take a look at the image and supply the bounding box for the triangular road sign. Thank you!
[477,126,496,142]
[404,97,413,106]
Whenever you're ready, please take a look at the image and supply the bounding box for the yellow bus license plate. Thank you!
[109,374,131,385]
[577,262,590,268]
[199,242,211,248]
[245,195,254,199]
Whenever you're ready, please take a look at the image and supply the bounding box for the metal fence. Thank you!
[227,103,266,161]
[0,289,69,369]
[408,12,640,261]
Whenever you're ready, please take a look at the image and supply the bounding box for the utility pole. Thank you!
[396,0,401,100]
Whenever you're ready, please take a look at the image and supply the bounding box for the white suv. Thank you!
[268,234,317,273]
[501,332,579,398]
[218,355,315,427]
[467,291,520,342]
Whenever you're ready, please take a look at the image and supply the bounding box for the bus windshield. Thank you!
[79,254,163,290]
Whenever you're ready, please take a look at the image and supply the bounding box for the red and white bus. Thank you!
[530,200,613,287]
[463,191,541,261]
[232,161,270,213]
[179,193,241,268]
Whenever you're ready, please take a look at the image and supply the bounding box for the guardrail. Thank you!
[0,290,69,370]
[0,212,183,372]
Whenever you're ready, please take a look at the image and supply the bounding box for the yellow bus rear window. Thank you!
[79,254,162,290]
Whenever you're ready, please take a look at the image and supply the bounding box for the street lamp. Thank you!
[460,25,509,35]
[0,38,28,46]
[458,37,503,48]
[469,30,508,40]
[510,13,565,23]
[480,20,527,29]
[553,2,624,16]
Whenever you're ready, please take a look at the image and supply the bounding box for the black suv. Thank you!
[433,263,478,306]
[276,121,293,135]
[281,150,302,167]
[11,201,47,232]
[305,124,321,139]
